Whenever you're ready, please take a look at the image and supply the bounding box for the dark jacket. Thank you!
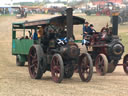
[83,26,93,35]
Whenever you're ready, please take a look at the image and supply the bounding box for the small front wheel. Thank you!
[78,53,93,82]
[51,54,64,83]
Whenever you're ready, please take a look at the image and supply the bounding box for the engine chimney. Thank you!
[112,12,119,35]
[66,8,73,40]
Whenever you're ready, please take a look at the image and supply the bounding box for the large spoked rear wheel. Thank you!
[95,54,108,76]
[123,54,128,75]
[16,55,25,66]
[51,54,64,83]
[28,46,43,79]
[78,53,93,82]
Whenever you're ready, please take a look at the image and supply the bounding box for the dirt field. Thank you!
[0,14,128,96]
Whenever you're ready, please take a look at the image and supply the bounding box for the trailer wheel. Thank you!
[78,53,93,82]
[64,64,74,78]
[51,54,64,83]
[123,54,128,75]
[16,55,25,66]
[95,54,108,76]
[28,45,44,79]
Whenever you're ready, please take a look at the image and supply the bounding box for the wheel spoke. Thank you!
[30,54,35,59]
[98,56,101,64]
[101,59,104,66]
[28,47,43,79]
[52,59,56,66]
[32,59,37,64]
[97,57,101,66]
[51,54,64,83]
[97,56,104,70]
[30,64,35,68]
[100,67,104,72]
[81,67,89,78]
[95,54,108,75]
[53,66,60,73]
[79,53,93,82]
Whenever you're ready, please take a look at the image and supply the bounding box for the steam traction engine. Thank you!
[27,8,93,83]
[86,12,125,75]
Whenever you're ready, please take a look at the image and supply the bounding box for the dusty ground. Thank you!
[0,14,128,96]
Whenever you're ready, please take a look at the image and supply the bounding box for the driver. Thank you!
[82,22,94,45]
[83,22,92,36]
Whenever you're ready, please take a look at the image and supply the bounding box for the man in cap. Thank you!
[83,22,92,35]
[82,23,96,45]
[82,22,91,45]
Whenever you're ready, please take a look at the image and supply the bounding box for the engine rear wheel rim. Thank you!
[123,55,128,74]
[96,56,104,72]
[79,53,93,82]
[80,57,89,78]
[95,54,108,76]
[28,47,38,78]
[51,54,64,83]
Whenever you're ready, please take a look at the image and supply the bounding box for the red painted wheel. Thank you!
[123,54,128,75]
[28,46,43,79]
[95,54,108,76]
[51,54,64,83]
[78,53,93,82]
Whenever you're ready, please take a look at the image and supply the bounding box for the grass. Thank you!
[119,29,128,55]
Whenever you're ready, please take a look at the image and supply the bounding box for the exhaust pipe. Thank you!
[112,12,119,35]
[66,8,73,41]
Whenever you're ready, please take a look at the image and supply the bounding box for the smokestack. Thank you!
[66,8,73,40]
[112,12,119,35]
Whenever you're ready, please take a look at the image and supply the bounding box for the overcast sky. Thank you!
[0,0,74,4]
